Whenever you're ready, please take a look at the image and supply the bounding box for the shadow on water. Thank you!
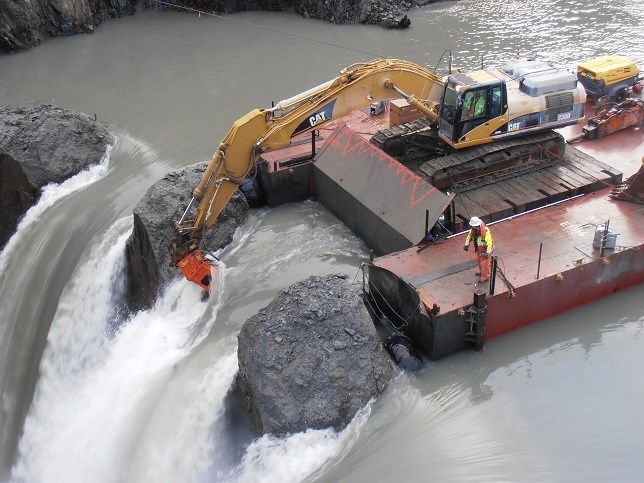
[313,284,643,482]
[413,284,643,405]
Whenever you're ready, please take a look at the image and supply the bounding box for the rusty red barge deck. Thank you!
[259,102,644,360]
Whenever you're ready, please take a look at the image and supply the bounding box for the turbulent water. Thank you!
[0,0,643,480]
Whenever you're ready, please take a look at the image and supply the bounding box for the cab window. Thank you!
[460,88,487,121]
[491,85,502,117]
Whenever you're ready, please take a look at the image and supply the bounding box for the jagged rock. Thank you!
[237,274,394,435]
[125,163,249,310]
[0,0,149,52]
[0,105,113,249]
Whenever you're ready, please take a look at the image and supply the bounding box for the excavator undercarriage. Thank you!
[369,119,621,232]
[372,122,567,191]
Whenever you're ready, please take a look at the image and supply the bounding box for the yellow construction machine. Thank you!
[169,57,587,291]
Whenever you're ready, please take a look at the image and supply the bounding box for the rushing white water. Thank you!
[0,146,112,278]
[11,205,372,483]
[12,218,221,482]
[233,406,371,483]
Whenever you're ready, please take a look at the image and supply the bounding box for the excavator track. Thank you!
[370,117,436,156]
[419,130,566,190]
[371,120,566,190]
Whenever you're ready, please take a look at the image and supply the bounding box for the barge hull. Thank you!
[487,247,643,339]
[260,103,643,361]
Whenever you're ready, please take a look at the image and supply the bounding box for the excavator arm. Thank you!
[170,59,446,290]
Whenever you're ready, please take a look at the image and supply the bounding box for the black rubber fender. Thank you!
[384,334,425,371]
[240,177,265,208]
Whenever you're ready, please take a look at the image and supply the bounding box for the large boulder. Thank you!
[125,163,249,310]
[237,273,394,435]
[0,105,113,249]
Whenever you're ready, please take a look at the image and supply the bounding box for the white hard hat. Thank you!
[469,216,482,227]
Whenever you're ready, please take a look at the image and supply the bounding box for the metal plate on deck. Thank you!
[313,122,453,245]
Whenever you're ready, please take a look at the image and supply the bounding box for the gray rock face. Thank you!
[0,0,148,52]
[125,162,249,310]
[0,153,38,250]
[297,0,416,27]
[237,274,394,435]
[0,105,113,249]
[1,0,423,52]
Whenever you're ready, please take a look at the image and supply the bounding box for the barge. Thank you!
[257,97,643,361]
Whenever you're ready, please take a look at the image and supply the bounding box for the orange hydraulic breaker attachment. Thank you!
[169,235,216,292]
[567,98,643,143]
[177,250,214,291]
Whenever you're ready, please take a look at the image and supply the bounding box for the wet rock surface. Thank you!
[0,105,113,249]
[237,274,394,435]
[0,0,148,52]
[125,162,249,310]
[1,0,432,52]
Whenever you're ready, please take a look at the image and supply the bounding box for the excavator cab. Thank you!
[439,79,507,145]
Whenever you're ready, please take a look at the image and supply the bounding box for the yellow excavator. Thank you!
[169,57,586,290]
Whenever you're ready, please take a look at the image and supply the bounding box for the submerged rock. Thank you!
[0,105,113,249]
[125,162,249,310]
[237,274,394,435]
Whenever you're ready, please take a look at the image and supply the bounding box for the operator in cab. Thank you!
[461,91,486,120]
[463,216,493,283]
[473,91,486,117]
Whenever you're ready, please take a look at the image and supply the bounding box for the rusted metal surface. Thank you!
[567,98,643,143]
[313,121,453,251]
[557,100,644,176]
[610,162,644,204]
[371,185,643,354]
[486,247,642,339]
[261,101,643,359]
[373,99,644,358]
[370,103,644,355]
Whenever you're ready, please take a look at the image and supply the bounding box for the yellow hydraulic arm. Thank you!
[171,59,445,290]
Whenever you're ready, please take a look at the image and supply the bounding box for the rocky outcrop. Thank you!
[0,153,38,249]
[1,0,425,52]
[237,274,394,435]
[297,0,416,28]
[125,163,249,310]
[0,105,113,249]
[0,0,149,52]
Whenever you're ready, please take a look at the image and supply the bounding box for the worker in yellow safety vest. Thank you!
[463,216,494,283]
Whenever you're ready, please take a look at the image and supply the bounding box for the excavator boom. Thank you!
[170,59,446,290]
[170,57,587,291]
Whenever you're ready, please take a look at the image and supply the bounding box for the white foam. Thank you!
[12,218,223,483]
[11,198,373,483]
[0,145,112,275]
[126,349,239,482]
[233,406,371,483]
